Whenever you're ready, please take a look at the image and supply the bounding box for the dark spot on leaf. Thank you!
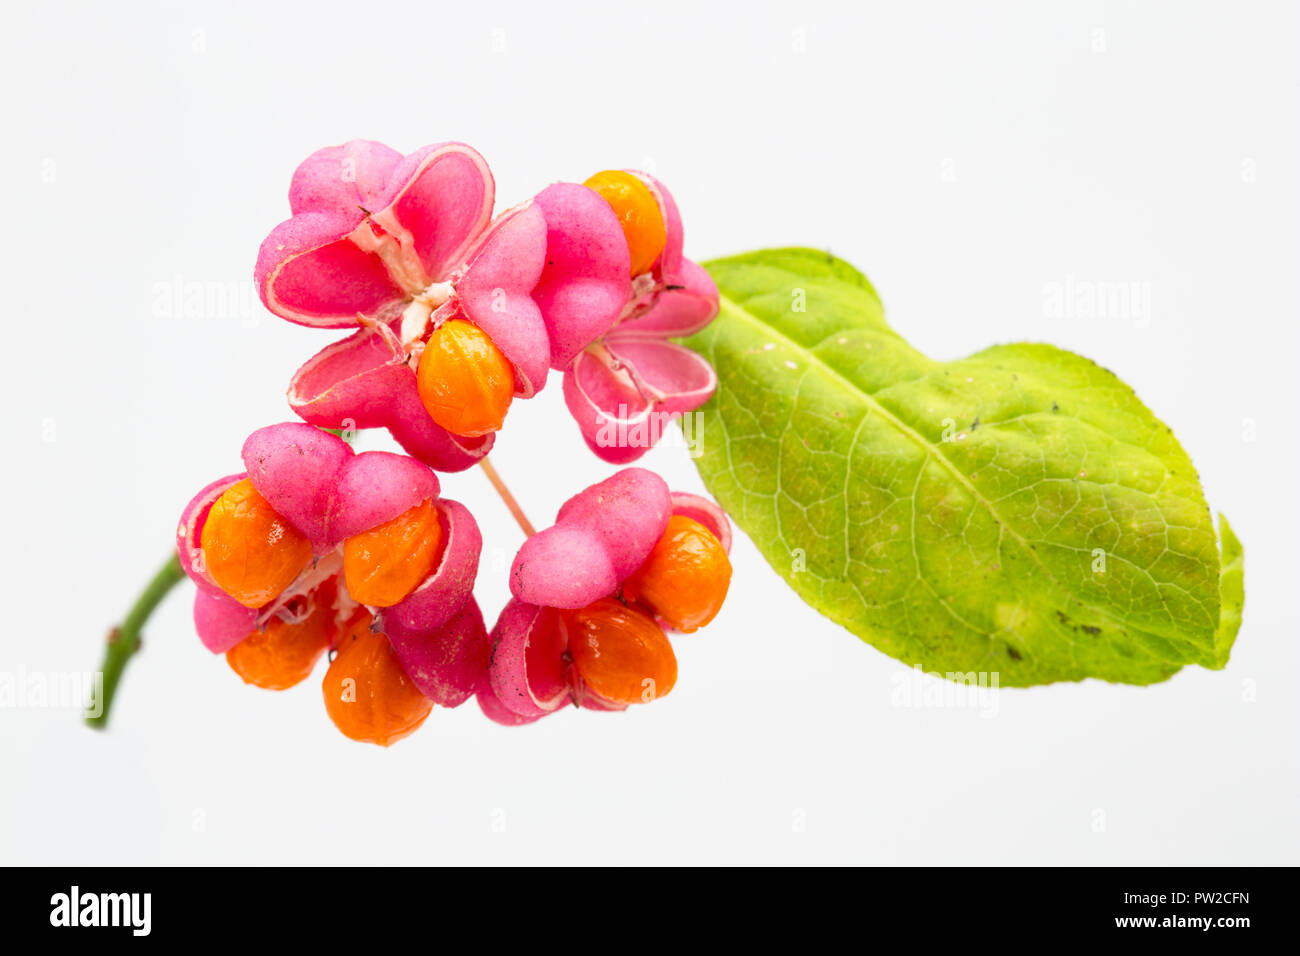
[1051,402,1059,413]
[1007,646,1022,660]
[1081,625,1101,636]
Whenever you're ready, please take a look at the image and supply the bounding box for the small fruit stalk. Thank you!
[483,469,732,723]
[175,423,488,746]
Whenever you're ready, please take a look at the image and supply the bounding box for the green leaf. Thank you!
[684,248,1244,686]
[1213,514,1244,669]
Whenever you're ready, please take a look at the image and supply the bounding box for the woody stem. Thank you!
[478,458,536,538]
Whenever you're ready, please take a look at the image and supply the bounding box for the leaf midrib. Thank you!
[713,292,1205,653]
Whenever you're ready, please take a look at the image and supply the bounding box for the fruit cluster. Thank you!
[259,141,720,466]
[177,142,732,745]
[180,427,731,743]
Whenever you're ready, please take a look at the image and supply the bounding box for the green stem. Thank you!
[321,425,356,443]
[86,554,186,730]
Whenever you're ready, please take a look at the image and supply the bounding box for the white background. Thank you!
[1,0,1296,865]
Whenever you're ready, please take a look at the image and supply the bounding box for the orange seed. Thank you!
[343,498,443,607]
[200,478,313,609]
[583,170,667,276]
[622,515,731,633]
[564,597,677,705]
[415,318,514,437]
[226,579,337,690]
[322,609,432,746]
